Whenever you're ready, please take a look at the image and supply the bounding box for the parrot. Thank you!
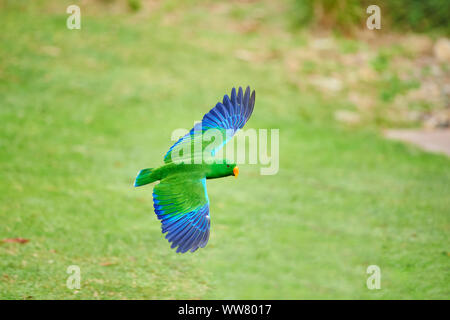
[134,86,256,253]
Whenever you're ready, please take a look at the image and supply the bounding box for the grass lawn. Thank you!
[0,1,449,299]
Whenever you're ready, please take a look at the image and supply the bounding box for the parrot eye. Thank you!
[226,165,230,168]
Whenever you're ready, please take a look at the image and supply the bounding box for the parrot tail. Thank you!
[134,168,157,187]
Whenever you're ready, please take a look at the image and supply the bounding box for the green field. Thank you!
[0,1,449,299]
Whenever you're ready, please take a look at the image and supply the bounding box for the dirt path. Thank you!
[384,129,450,156]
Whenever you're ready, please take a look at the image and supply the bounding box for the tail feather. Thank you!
[134,168,156,187]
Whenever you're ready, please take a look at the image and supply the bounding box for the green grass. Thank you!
[0,1,449,299]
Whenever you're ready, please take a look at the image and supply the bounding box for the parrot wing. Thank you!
[164,86,255,163]
[152,173,210,253]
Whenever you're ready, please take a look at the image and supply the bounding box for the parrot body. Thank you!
[134,86,255,253]
[134,161,237,187]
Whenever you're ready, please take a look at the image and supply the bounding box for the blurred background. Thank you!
[0,0,449,299]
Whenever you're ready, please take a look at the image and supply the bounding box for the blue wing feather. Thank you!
[164,86,255,163]
[152,176,210,253]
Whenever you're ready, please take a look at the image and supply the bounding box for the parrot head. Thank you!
[206,160,238,179]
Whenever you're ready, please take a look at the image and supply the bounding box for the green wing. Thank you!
[164,128,229,164]
[152,173,210,253]
[164,86,255,164]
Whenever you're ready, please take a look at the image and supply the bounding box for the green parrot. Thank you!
[134,86,256,253]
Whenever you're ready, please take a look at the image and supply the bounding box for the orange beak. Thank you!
[233,166,239,178]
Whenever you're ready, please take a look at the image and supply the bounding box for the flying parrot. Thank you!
[134,86,256,253]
